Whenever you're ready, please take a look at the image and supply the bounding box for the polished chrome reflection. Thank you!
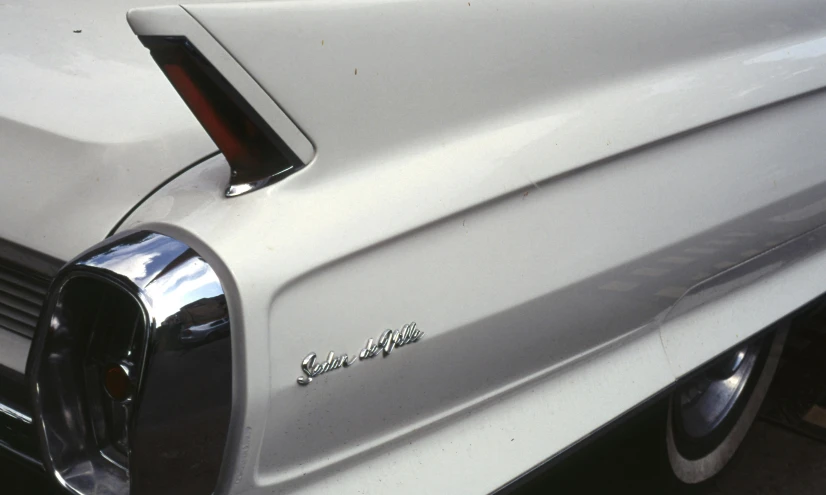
[225,165,298,197]
[297,322,423,385]
[0,400,31,424]
[0,398,41,467]
[675,340,761,439]
[29,231,232,495]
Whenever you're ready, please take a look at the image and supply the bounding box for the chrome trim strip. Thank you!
[0,439,43,469]
[0,401,31,424]
[0,361,40,467]
[0,398,41,468]
[225,163,298,197]
[29,231,233,495]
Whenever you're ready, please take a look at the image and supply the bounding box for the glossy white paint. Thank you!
[183,0,826,190]
[119,2,826,493]
[0,0,215,263]
[662,224,826,378]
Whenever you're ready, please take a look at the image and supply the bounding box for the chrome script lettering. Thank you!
[297,322,423,385]
[296,351,356,386]
[358,322,423,359]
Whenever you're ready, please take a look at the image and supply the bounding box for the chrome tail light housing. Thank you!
[28,231,232,495]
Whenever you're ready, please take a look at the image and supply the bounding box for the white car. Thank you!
[2,0,825,494]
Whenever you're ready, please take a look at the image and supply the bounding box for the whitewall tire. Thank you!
[665,325,788,484]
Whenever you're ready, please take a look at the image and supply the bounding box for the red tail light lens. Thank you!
[141,37,302,196]
[103,364,132,402]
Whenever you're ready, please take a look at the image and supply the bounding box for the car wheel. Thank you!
[665,324,788,485]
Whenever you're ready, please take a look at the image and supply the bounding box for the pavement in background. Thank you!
[510,413,826,494]
[710,421,826,495]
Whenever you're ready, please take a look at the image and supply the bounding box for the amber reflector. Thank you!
[104,365,132,402]
[140,37,301,196]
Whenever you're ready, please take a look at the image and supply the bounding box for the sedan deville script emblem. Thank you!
[297,322,423,385]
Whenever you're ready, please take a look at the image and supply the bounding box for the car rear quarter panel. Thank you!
[0,0,216,261]
[123,1,826,493]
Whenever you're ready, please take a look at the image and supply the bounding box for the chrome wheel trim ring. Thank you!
[666,325,788,484]
[674,339,762,441]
